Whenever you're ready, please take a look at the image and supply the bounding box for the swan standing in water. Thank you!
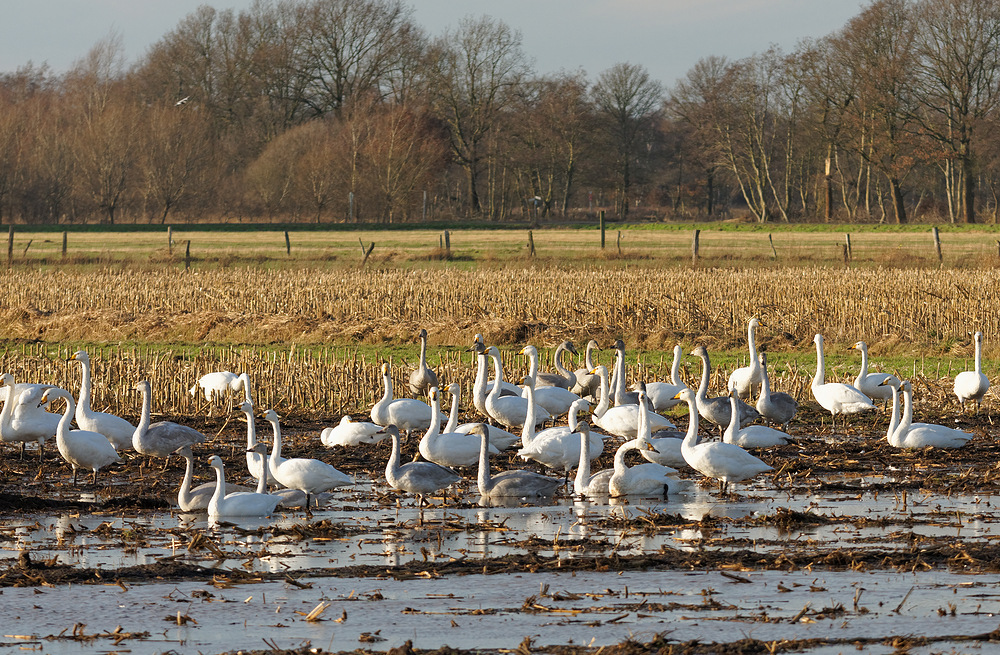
[690,345,760,431]
[42,388,121,485]
[517,381,603,475]
[723,390,790,448]
[638,344,687,411]
[321,415,385,448]
[69,350,135,450]
[408,328,439,397]
[852,341,898,405]
[370,362,443,433]
[382,424,460,506]
[755,352,797,431]
[1,380,61,461]
[471,423,562,499]
[728,318,763,400]
[572,422,613,496]
[954,331,990,413]
[419,387,498,468]
[885,380,973,449]
[675,388,772,494]
[207,454,281,518]
[608,390,682,498]
[266,409,352,511]
[132,380,207,459]
[811,334,875,429]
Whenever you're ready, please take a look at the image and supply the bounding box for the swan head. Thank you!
[878,377,900,389]
[418,328,428,340]
[486,346,501,359]
[520,345,537,358]
[0,373,11,388]
[248,443,268,455]
[975,331,984,343]
[377,424,402,440]
[177,445,194,459]
[134,379,150,394]
[749,317,760,328]
[467,340,486,354]
[469,422,490,441]
[901,380,912,393]
[428,387,440,403]
[70,350,89,363]
[673,387,695,402]
[380,362,390,376]
[563,341,579,355]
[570,398,590,414]
[39,387,66,406]
[690,345,708,358]
[614,339,626,351]
[853,341,866,351]
[447,383,460,396]
[238,400,253,413]
[263,409,280,423]
[587,340,601,351]
[207,455,223,469]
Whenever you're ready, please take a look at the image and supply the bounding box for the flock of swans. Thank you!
[0,323,990,519]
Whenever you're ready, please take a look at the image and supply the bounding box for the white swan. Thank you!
[238,400,267,483]
[370,362,443,432]
[408,328,439,396]
[591,365,674,438]
[176,444,252,512]
[471,423,562,499]
[728,318,763,399]
[521,345,582,416]
[572,422,613,497]
[190,371,247,414]
[266,410,352,509]
[132,380,207,458]
[207,454,281,518]
[638,344,686,411]
[853,341,898,403]
[246,442,313,508]
[485,346,551,428]
[70,350,136,450]
[675,388,772,494]
[419,386,498,468]
[43,388,121,484]
[444,383,520,450]
[690,345,760,430]
[755,352,797,431]
[517,382,603,474]
[889,380,973,449]
[723,390,789,448]
[608,390,681,498]
[321,415,385,447]
[571,340,602,399]
[469,338,520,417]
[811,334,875,426]
[383,424,460,505]
[4,383,61,460]
[954,331,990,412]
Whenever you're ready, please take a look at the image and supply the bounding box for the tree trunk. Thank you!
[889,176,907,224]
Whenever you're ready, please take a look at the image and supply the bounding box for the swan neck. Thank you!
[897,386,914,436]
[593,368,610,417]
[683,396,700,448]
[444,391,460,433]
[210,465,225,509]
[269,419,282,464]
[134,384,152,448]
[419,335,428,366]
[886,386,901,444]
[180,454,194,503]
[386,433,401,483]
[78,359,93,410]
[859,346,870,375]
[585,344,596,370]
[670,347,683,386]
[521,385,536,447]
[724,395,739,443]
[697,352,711,398]
[527,350,539,382]
[575,429,590,489]
[56,394,74,447]
[975,338,984,372]
[488,354,504,400]
[813,340,825,386]
[244,409,257,448]
[426,394,442,437]
[477,431,492,495]
[255,453,268,494]
[554,344,572,377]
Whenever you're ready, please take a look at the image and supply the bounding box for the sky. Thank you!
[0,0,866,89]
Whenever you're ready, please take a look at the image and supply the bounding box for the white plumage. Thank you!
[852,341,899,402]
[888,380,973,449]
[383,424,460,505]
[132,380,207,458]
[70,350,136,450]
[811,334,876,424]
[728,318,763,399]
[472,423,562,499]
[370,362,443,432]
[954,331,990,412]
[207,454,281,518]
[44,388,121,485]
[266,410,352,509]
[723,390,790,448]
[321,415,386,448]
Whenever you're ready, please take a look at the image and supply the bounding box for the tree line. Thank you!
[1,0,999,226]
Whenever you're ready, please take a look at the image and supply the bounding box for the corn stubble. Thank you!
[0,266,990,417]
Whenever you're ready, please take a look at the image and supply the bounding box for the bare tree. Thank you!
[139,102,213,223]
[591,63,663,220]
[426,15,530,216]
[912,0,1000,223]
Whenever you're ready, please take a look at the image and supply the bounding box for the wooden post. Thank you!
[422,190,427,222]
[62,231,67,259]
[599,210,606,249]
[768,233,777,259]
[932,226,942,264]
[444,229,451,254]
[845,233,852,261]
[349,192,355,222]
[842,244,849,267]
[168,226,173,255]
[691,229,700,266]
[359,238,375,266]
[284,230,291,255]
[22,239,32,255]
[184,240,192,270]
[996,240,999,259]
[7,226,12,266]
[617,230,622,254]
[527,230,536,256]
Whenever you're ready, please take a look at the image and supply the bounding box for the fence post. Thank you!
[185,240,191,270]
[7,226,12,266]
[768,233,777,259]
[62,231,67,259]
[845,233,852,261]
[168,226,173,255]
[444,229,451,254]
[691,229,700,266]
[527,231,536,256]
[599,210,606,249]
[284,230,291,255]
[932,227,942,264]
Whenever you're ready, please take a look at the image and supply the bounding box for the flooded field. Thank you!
[3,407,1000,654]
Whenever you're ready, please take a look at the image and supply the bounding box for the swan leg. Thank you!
[72,467,78,485]
[92,469,98,486]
